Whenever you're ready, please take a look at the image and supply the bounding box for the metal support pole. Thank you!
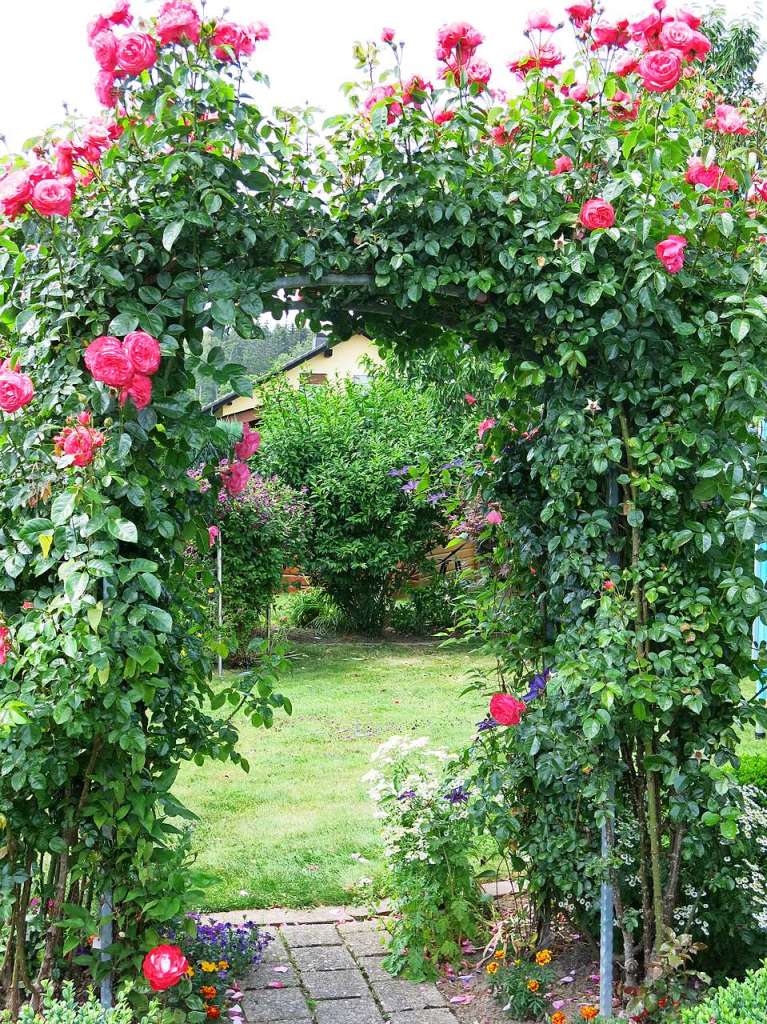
[99,825,113,1008]
[217,531,223,678]
[599,469,620,1020]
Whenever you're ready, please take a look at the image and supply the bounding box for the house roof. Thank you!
[202,338,330,414]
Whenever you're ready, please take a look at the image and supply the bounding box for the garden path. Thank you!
[209,907,459,1024]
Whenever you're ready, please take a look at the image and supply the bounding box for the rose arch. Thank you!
[2,0,767,1016]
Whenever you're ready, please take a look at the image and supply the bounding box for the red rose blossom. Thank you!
[211,22,258,61]
[579,198,615,230]
[91,29,119,71]
[638,50,682,93]
[124,332,161,375]
[433,110,455,125]
[656,234,688,273]
[142,945,189,992]
[234,422,261,461]
[381,27,395,43]
[489,693,526,726]
[220,461,251,496]
[552,155,574,175]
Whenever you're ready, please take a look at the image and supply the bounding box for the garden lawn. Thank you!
[175,641,490,911]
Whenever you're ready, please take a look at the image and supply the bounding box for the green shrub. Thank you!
[681,963,767,1023]
[0,983,147,1023]
[258,375,461,634]
[281,587,346,635]
[738,752,767,791]
[390,576,461,636]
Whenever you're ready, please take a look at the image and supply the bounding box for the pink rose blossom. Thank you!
[489,693,526,726]
[685,157,738,192]
[381,27,395,43]
[91,29,119,71]
[490,123,519,146]
[433,110,455,125]
[706,103,749,135]
[676,8,702,29]
[656,234,688,273]
[220,461,251,497]
[465,393,477,405]
[107,1,132,27]
[552,155,574,175]
[614,53,639,77]
[87,15,111,44]
[0,626,11,667]
[565,2,594,26]
[486,509,503,526]
[54,423,106,467]
[659,19,694,52]
[124,331,162,375]
[157,1,202,46]
[119,373,153,410]
[0,169,33,220]
[567,83,591,102]
[363,85,402,124]
[0,360,35,413]
[84,336,135,388]
[466,58,491,86]
[579,198,615,230]
[526,10,556,32]
[31,178,75,218]
[208,525,220,547]
[591,21,630,49]
[638,50,682,92]
[478,417,497,439]
[117,33,157,75]
[95,70,118,108]
[211,22,259,61]
[234,422,261,461]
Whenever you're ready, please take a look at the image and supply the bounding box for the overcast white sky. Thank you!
[0,0,764,152]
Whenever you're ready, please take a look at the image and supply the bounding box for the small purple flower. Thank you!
[476,716,498,732]
[401,480,418,493]
[427,491,448,505]
[388,466,411,477]
[397,789,417,801]
[445,785,469,804]
[521,667,552,703]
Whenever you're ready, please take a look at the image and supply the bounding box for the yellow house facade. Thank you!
[205,333,382,424]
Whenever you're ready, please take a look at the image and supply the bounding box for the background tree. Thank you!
[257,374,461,633]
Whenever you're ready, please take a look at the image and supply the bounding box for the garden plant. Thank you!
[1,0,767,1017]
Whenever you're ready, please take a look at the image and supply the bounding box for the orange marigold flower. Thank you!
[217,960,229,971]
[527,979,540,992]
[535,948,552,965]
[494,950,506,960]
[580,1007,599,1021]
[185,966,195,977]
[486,961,500,975]
[206,1008,221,1020]
[200,986,217,1000]
[551,1013,568,1024]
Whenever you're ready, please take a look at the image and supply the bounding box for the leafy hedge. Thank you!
[681,963,767,1023]
[738,752,767,791]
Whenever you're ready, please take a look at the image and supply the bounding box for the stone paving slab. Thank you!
[388,1011,461,1024]
[337,921,388,957]
[291,944,358,972]
[314,998,385,1024]
[356,956,392,982]
[242,986,312,1022]
[372,979,447,1012]
[242,962,299,989]
[283,923,343,947]
[303,967,371,1000]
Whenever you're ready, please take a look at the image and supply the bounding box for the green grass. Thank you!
[175,641,491,911]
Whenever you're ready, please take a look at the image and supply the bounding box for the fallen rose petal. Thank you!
[266,981,286,989]
[552,1000,565,1009]
[450,995,475,1005]
[272,966,289,973]
[560,974,575,983]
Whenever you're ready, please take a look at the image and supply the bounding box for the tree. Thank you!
[257,375,460,633]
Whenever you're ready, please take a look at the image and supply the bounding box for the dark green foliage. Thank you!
[703,8,765,101]
[258,375,459,634]
[390,576,462,636]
